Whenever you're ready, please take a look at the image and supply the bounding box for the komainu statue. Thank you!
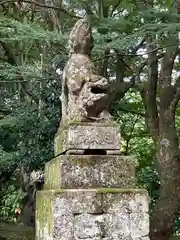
[60,17,111,123]
[36,17,149,240]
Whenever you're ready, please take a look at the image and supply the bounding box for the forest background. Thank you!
[0,0,180,240]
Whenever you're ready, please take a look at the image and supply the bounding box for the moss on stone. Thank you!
[44,154,140,191]
[95,188,148,194]
[36,191,53,239]
[44,158,60,190]
[38,188,148,195]
[54,120,121,156]
[67,121,118,127]
[35,187,148,239]
[70,156,94,167]
[55,120,119,136]
[54,120,83,153]
[54,128,66,155]
[55,119,82,136]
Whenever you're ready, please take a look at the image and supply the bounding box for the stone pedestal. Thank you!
[36,189,149,240]
[44,155,137,189]
[35,123,150,240]
[54,122,121,155]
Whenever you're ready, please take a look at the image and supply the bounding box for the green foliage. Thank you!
[0,147,19,171]
[0,0,179,236]
[0,96,60,171]
[111,90,160,210]
[0,184,26,223]
[0,16,68,44]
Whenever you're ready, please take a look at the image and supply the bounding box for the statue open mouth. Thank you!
[90,76,109,96]
[91,86,108,94]
[82,77,109,109]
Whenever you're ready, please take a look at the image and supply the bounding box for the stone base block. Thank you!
[44,155,137,189]
[54,122,121,156]
[36,189,149,240]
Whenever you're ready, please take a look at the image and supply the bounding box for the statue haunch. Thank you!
[60,17,111,123]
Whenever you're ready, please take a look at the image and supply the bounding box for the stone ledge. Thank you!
[36,188,149,240]
[36,189,149,215]
[44,155,137,189]
[38,188,148,194]
[54,122,121,155]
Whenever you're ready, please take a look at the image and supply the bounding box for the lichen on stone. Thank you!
[36,191,53,239]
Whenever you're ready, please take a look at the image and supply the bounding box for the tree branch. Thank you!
[0,0,81,19]
[94,44,178,62]
[0,41,39,104]
[114,49,126,83]
[110,0,122,16]
[175,75,180,88]
[159,44,178,86]
[124,116,140,155]
[141,33,159,138]
[159,35,179,112]
[108,51,165,103]
[109,59,148,104]
[130,37,146,55]
[170,76,180,111]
[0,108,12,114]
[118,107,145,117]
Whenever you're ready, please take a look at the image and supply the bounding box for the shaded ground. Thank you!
[0,221,180,240]
[0,221,34,240]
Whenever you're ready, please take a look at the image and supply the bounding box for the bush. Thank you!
[0,184,26,223]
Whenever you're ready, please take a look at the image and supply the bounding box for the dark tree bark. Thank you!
[150,111,180,240]
[141,28,180,240]
[136,0,180,238]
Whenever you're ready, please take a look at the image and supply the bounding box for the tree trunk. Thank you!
[150,110,180,240]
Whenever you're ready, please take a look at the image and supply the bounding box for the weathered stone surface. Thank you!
[44,157,60,190]
[52,190,103,214]
[104,213,131,238]
[74,214,104,239]
[36,189,149,240]
[36,17,150,240]
[103,237,133,240]
[54,122,121,155]
[35,191,53,240]
[102,191,149,213]
[60,17,113,124]
[136,237,150,240]
[130,213,149,239]
[53,197,74,240]
[44,155,136,189]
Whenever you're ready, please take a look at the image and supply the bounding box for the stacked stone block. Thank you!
[35,122,150,240]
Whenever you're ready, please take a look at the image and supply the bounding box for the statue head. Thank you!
[68,17,94,56]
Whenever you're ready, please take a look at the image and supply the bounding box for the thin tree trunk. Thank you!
[150,110,180,240]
